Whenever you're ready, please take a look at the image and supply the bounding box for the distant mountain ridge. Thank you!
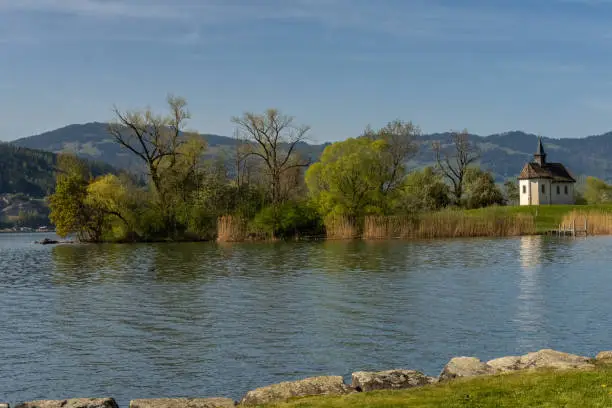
[11,122,612,182]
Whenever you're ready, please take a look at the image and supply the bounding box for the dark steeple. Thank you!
[534,136,546,166]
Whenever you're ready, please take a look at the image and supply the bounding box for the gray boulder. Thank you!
[15,399,118,408]
[596,351,612,361]
[129,398,234,408]
[487,355,522,373]
[240,376,351,406]
[487,349,594,372]
[351,369,436,392]
[439,357,498,381]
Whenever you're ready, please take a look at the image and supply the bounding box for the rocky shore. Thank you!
[5,349,612,408]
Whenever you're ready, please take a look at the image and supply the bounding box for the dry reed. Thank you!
[216,215,248,242]
[363,211,536,240]
[561,210,612,235]
[324,215,359,240]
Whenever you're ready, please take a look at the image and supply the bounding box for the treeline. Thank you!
[48,96,522,242]
[580,176,612,204]
[0,142,117,197]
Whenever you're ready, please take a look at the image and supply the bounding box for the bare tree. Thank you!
[231,109,311,205]
[108,95,203,237]
[433,129,480,206]
[364,120,420,194]
[108,95,194,206]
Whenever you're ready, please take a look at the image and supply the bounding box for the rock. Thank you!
[487,349,594,372]
[240,376,351,406]
[129,398,235,408]
[36,238,59,245]
[439,357,498,381]
[351,369,436,392]
[487,355,522,372]
[596,351,612,361]
[15,399,118,408]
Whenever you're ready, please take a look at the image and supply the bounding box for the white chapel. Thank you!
[518,138,576,206]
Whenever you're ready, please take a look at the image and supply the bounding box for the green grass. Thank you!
[466,205,612,233]
[263,365,612,408]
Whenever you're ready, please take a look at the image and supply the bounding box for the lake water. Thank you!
[1,233,612,405]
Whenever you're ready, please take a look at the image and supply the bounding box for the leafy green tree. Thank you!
[306,137,388,220]
[363,120,419,198]
[504,179,520,206]
[85,174,141,241]
[583,176,612,204]
[399,167,450,212]
[307,120,419,220]
[49,154,105,241]
[463,168,505,209]
[251,201,323,239]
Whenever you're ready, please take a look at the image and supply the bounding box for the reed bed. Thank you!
[362,215,416,240]
[216,215,248,242]
[324,215,359,240]
[221,209,538,242]
[363,210,536,240]
[561,209,612,235]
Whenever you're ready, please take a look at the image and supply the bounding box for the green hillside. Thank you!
[0,143,119,229]
[11,122,326,175]
[0,142,117,197]
[11,123,612,182]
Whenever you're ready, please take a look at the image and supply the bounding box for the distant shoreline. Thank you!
[0,230,56,234]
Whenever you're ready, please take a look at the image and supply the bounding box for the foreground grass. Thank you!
[467,204,612,233]
[264,366,612,408]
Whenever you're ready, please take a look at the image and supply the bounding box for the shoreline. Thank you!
[5,348,612,407]
[23,231,599,246]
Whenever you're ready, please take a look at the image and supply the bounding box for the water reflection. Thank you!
[3,233,612,406]
[516,235,546,349]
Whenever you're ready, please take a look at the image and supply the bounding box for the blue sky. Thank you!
[2,0,612,142]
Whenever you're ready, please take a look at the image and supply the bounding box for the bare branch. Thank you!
[232,109,311,205]
[432,129,480,206]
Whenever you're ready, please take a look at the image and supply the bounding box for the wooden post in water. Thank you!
[572,219,576,237]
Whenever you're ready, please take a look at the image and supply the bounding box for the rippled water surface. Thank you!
[2,233,612,405]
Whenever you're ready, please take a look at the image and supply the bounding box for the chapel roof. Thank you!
[518,162,576,182]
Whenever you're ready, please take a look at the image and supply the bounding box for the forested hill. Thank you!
[11,122,612,182]
[11,122,326,174]
[0,143,117,197]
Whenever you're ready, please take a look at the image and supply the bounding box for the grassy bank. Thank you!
[263,365,612,407]
[467,204,612,233]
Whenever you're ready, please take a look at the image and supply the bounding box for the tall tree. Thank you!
[232,109,310,206]
[433,130,480,206]
[85,174,141,240]
[400,167,450,212]
[49,154,105,241]
[463,168,505,209]
[306,136,406,220]
[504,179,520,205]
[584,176,612,204]
[363,120,420,196]
[108,95,202,235]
